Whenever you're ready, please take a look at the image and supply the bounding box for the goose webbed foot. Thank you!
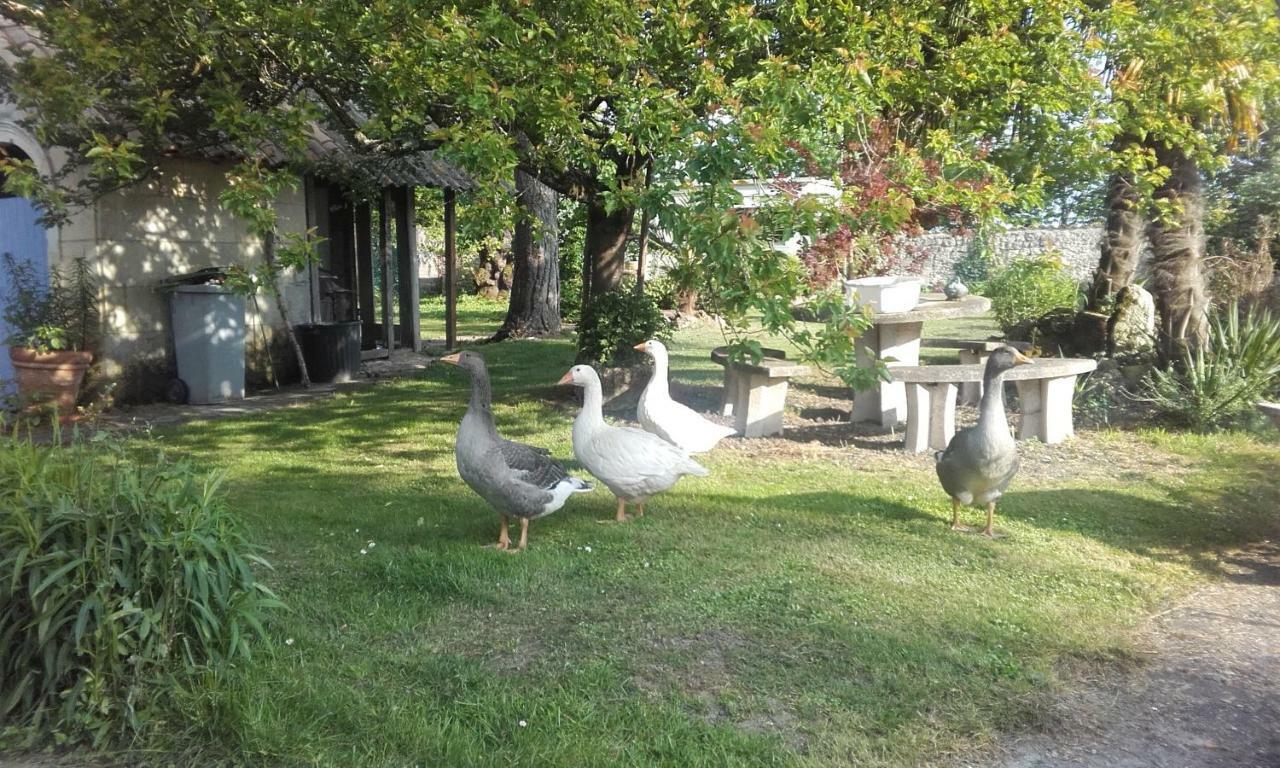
[598,499,632,524]
[489,515,512,550]
[948,498,972,532]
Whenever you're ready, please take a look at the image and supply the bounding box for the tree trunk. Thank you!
[1146,143,1209,364]
[584,197,634,297]
[263,231,310,386]
[1087,169,1145,312]
[494,170,561,339]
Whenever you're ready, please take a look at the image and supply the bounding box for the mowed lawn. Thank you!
[154,322,1280,767]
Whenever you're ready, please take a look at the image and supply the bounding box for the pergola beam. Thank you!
[444,188,458,350]
[379,188,394,351]
[395,186,420,351]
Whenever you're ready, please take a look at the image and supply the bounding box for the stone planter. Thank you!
[9,347,93,423]
[1258,402,1280,429]
[843,276,922,313]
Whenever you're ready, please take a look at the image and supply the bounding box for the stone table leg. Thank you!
[903,383,932,453]
[1015,375,1079,444]
[957,350,986,405]
[851,321,923,428]
[1040,375,1078,444]
[1014,380,1041,441]
[927,382,958,451]
[720,366,739,417]
[735,373,790,438]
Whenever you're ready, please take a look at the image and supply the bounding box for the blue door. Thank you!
[0,196,49,393]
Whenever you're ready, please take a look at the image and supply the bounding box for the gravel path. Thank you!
[977,540,1280,768]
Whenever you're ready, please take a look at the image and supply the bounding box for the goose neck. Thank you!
[648,350,670,397]
[578,378,605,429]
[466,368,500,437]
[978,369,1008,429]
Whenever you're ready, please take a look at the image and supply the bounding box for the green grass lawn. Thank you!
[152,322,1280,767]
[420,293,510,342]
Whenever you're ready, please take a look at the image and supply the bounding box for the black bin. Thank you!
[296,322,362,384]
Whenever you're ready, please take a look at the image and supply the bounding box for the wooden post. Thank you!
[355,201,375,347]
[303,175,320,323]
[379,188,394,351]
[395,187,420,350]
[444,188,458,350]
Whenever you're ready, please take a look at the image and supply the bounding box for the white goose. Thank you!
[634,340,736,453]
[558,364,708,522]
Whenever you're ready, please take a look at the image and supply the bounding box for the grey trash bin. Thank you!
[169,284,246,404]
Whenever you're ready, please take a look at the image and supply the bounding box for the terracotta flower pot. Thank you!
[9,347,93,423]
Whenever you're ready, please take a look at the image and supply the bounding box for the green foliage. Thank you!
[1141,303,1280,430]
[1208,131,1280,257]
[0,431,280,746]
[642,274,679,311]
[1,253,98,353]
[983,254,1081,332]
[557,200,585,323]
[576,287,670,366]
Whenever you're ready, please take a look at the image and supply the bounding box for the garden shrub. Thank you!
[0,431,280,746]
[1141,303,1280,430]
[643,274,679,311]
[983,253,1081,332]
[576,287,672,366]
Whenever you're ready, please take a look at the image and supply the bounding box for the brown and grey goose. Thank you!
[935,345,1033,537]
[441,351,591,552]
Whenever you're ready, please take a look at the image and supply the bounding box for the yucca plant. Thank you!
[0,429,281,746]
[1141,303,1280,430]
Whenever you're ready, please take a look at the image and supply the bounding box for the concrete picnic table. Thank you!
[850,293,993,428]
[892,356,1098,452]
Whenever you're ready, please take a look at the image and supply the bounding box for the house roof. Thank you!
[0,19,473,191]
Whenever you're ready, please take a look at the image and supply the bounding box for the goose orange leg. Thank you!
[634,503,645,518]
[599,498,630,524]
[949,498,971,532]
[505,518,529,554]
[495,515,511,550]
[984,502,1001,538]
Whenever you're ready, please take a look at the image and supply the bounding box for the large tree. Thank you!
[1,0,1105,371]
[1085,0,1280,360]
[494,170,561,339]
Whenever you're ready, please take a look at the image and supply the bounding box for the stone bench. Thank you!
[890,357,1098,452]
[920,338,1033,405]
[711,346,810,437]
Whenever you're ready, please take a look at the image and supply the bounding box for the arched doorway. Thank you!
[0,142,50,392]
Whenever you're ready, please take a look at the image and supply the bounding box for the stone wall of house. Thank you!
[51,159,312,402]
[902,225,1115,287]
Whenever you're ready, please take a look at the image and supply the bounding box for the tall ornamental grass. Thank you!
[0,430,280,746]
[1142,303,1280,430]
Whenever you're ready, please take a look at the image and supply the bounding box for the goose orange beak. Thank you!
[440,352,461,366]
[556,370,574,385]
[632,342,646,351]
[1012,350,1034,366]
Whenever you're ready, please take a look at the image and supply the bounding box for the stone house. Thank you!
[1,20,470,402]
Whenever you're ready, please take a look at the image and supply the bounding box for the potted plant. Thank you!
[3,254,97,421]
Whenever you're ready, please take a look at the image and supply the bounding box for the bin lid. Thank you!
[156,266,235,292]
[172,283,237,295]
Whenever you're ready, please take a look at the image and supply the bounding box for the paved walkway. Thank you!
[979,540,1280,768]
[102,349,433,430]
